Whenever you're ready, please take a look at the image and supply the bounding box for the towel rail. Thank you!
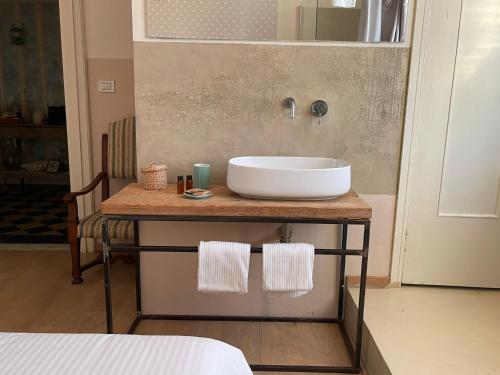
[107,244,367,257]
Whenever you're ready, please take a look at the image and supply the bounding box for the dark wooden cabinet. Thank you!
[0,123,69,185]
[0,123,67,140]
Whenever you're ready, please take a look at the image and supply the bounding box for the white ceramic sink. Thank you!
[227,156,351,200]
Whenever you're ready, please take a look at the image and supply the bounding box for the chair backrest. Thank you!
[107,117,137,179]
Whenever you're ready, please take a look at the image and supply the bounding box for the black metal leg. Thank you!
[338,224,348,321]
[133,221,142,317]
[103,219,113,334]
[354,222,370,369]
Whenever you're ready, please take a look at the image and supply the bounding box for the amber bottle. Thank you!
[186,175,193,190]
[177,176,185,194]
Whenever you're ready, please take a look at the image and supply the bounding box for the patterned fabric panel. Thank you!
[77,211,134,239]
[108,117,137,179]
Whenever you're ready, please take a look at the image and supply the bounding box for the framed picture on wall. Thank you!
[46,160,60,173]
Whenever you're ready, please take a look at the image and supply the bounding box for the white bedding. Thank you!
[0,333,253,375]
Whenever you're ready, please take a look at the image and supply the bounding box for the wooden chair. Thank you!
[63,117,137,284]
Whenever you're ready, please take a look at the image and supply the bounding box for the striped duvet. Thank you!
[0,333,252,375]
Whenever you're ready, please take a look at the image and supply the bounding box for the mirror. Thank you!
[146,0,408,43]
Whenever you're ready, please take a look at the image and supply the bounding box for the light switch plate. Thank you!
[98,80,115,93]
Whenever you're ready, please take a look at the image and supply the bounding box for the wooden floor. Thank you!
[0,250,365,374]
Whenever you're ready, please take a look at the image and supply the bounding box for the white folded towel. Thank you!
[332,0,357,7]
[198,241,251,294]
[263,243,315,297]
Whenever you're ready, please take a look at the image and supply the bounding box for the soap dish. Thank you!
[184,188,212,200]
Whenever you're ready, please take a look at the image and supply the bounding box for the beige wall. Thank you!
[84,0,134,59]
[86,58,136,201]
[133,41,409,316]
[135,43,408,195]
[83,0,135,205]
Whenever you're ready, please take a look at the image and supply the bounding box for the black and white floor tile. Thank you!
[0,185,68,244]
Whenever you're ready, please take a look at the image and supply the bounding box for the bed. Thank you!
[0,333,253,375]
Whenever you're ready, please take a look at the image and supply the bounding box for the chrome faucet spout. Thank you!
[284,97,296,118]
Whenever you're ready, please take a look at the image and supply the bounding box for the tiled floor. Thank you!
[0,185,68,244]
[350,286,500,375]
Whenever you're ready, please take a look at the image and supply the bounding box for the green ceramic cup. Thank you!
[193,163,210,189]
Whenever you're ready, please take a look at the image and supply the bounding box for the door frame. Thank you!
[390,0,429,284]
[59,0,94,252]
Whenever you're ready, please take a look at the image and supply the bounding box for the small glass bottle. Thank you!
[186,175,193,190]
[177,175,185,194]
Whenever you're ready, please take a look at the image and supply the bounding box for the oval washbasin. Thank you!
[226,156,351,200]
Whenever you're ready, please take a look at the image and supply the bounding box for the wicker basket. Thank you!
[141,162,167,190]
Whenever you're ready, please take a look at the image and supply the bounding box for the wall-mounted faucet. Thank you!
[311,100,328,118]
[283,97,296,118]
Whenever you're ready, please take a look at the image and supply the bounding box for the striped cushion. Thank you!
[77,211,134,239]
[108,117,137,179]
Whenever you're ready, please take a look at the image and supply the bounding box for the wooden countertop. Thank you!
[102,183,372,220]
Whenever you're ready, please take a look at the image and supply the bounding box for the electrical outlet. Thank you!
[98,80,115,93]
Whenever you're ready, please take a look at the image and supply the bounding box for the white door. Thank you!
[402,0,500,287]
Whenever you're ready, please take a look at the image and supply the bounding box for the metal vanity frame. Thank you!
[102,214,370,374]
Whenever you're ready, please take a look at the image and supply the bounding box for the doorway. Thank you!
[393,0,500,288]
[0,0,69,244]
